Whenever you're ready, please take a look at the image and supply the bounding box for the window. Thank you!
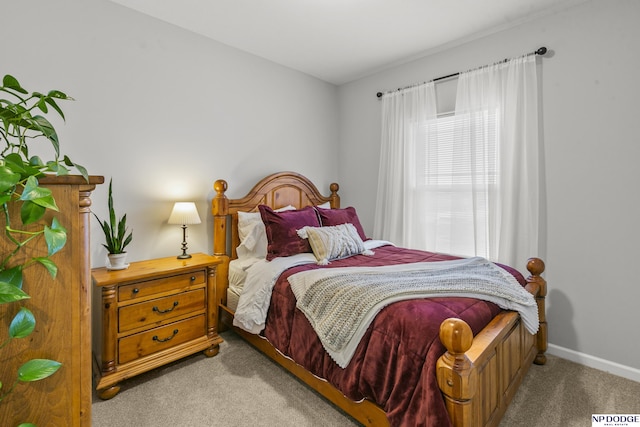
[413,109,500,258]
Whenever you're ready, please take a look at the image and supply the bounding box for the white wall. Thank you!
[338,0,640,374]
[2,0,339,266]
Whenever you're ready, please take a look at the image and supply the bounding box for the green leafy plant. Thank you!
[93,178,132,254]
[0,74,88,421]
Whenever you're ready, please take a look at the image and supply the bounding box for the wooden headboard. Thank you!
[211,171,340,311]
[211,171,340,260]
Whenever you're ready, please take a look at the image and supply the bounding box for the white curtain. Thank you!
[454,54,539,267]
[374,54,539,269]
[373,83,437,246]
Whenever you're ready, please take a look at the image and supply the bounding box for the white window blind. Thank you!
[414,109,500,258]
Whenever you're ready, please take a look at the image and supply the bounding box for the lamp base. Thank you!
[176,224,192,260]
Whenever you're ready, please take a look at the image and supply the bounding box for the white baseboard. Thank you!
[547,344,640,383]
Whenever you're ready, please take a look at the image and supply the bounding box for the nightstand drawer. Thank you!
[118,314,206,364]
[118,270,206,302]
[118,289,206,333]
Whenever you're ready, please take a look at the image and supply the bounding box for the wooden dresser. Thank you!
[92,253,223,399]
[0,176,103,427]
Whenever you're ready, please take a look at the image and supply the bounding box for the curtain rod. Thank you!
[376,46,548,99]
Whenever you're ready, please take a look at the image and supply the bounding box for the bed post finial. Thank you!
[212,179,229,256]
[329,182,340,208]
[526,257,545,277]
[526,257,547,365]
[437,318,476,425]
[214,179,227,193]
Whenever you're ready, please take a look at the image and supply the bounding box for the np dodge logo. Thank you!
[593,415,640,426]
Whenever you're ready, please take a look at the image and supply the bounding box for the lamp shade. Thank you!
[168,202,201,225]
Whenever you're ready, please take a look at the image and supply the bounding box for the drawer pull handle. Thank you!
[152,301,179,314]
[190,276,196,281]
[132,288,139,294]
[153,329,179,343]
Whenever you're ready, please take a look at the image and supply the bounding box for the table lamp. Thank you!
[168,202,201,259]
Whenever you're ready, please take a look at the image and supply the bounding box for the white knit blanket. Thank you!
[233,240,392,334]
[288,257,538,368]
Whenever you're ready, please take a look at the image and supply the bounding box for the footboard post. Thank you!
[525,258,547,365]
[437,318,476,427]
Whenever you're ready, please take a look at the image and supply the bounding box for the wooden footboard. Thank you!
[437,258,547,427]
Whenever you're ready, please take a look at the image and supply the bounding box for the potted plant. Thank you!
[93,178,133,269]
[0,74,89,424]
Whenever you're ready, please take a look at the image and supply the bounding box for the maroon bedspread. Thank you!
[263,245,525,427]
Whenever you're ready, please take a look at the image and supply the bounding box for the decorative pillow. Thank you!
[297,223,373,265]
[315,206,368,241]
[259,205,321,260]
[236,205,295,259]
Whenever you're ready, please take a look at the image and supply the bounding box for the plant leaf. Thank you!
[108,179,115,230]
[45,160,70,176]
[47,89,70,100]
[28,155,46,167]
[34,257,58,279]
[36,97,48,114]
[20,176,59,211]
[44,96,64,120]
[35,192,59,209]
[0,165,21,192]
[7,155,46,180]
[44,218,67,256]
[19,175,40,199]
[20,199,46,225]
[50,216,66,232]
[9,307,36,338]
[3,153,28,176]
[2,74,28,94]
[0,282,30,303]
[123,231,133,250]
[17,359,62,382]
[44,225,67,255]
[63,156,89,182]
[30,115,59,150]
[0,266,24,289]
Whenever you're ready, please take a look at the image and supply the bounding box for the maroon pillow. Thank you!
[316,206,368,241]
[259,205,321,260]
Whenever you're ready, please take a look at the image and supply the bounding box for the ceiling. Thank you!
[109,0,584,85]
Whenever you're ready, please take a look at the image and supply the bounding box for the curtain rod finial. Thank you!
[536,47,547,56]
[376,92,383,98]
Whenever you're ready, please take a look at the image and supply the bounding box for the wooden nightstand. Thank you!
[92,253,223,399]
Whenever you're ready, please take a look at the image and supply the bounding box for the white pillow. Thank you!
[236,205,295,260]
[297,223,373,265]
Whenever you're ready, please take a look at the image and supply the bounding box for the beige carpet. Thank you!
[92,330,640,426]
[501,353,640,427]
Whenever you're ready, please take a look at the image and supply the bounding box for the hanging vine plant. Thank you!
[0,74,88,425]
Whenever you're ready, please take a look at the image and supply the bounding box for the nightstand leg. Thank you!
[203,343,220,357]
[98,384,121,400]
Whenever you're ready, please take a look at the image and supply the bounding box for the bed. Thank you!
[211,171,547,427]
